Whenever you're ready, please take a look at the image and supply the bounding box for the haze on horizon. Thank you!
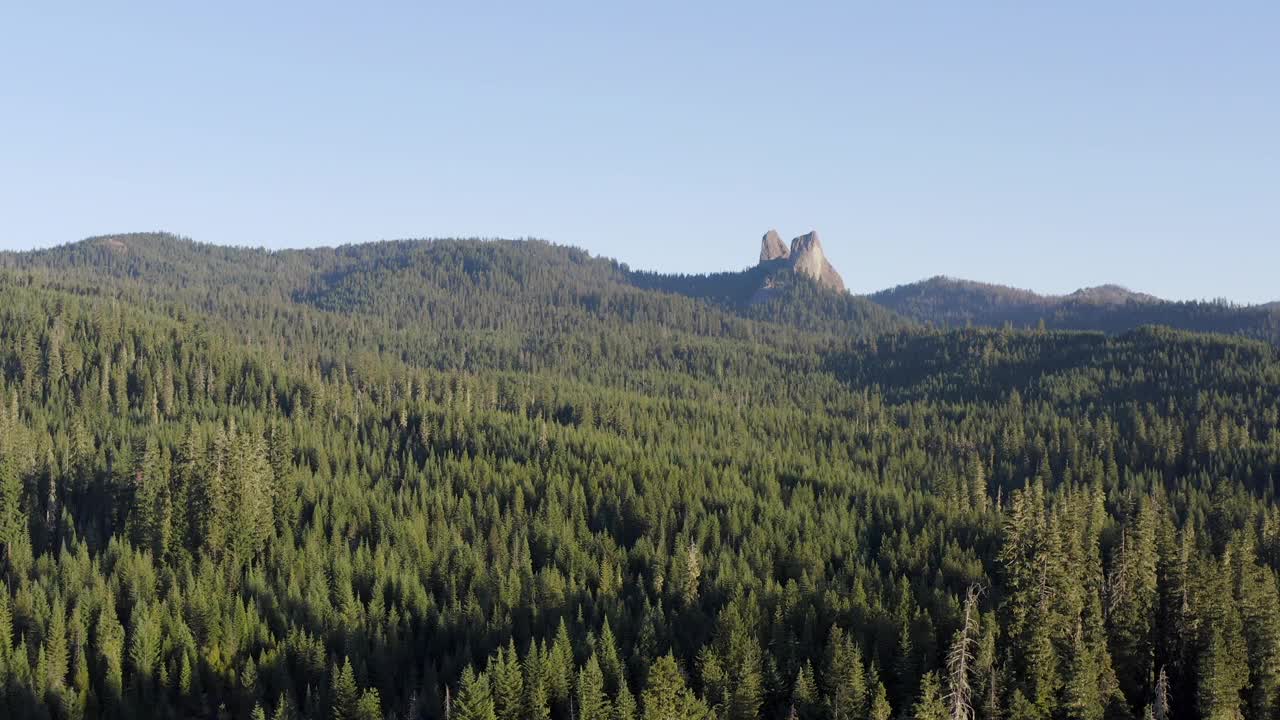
[2,2,1277,303]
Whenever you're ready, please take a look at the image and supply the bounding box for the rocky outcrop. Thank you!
[760,230,790,263]
[754,229,846,293]
[787,231,845,292]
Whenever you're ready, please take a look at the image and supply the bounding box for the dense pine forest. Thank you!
[870,277,1280,343]
[2,233,1280,720]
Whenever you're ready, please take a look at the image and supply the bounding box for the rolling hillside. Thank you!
[868,275,1280,342]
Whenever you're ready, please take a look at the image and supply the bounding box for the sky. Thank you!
[1,3,1277,302]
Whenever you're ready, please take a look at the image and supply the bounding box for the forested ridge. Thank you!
[1,234,1279,720]
[870,277,1280,343]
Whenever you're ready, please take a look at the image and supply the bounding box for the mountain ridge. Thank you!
[867,273,1280,343]
[4,231,1277,346]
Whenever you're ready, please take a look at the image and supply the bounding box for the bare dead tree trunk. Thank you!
[946,584,981,720]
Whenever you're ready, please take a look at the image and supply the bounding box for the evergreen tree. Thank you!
[578,654,612,720]
[641,654,707,720]
[492,642,524,720]
[548,619,575,704]
[823,627,867,720]
[1196,555,1249,720]
[332,657,360,720]
[614,683,638,720]
[455,666,497,720]
[524,644,552,720]
[96,601,126,711]
[791,660,818,720]
[599,620,626,697]
[0,449,25,560]
[867,679,892,720]
[44,599,69,691]
[1107,501,1159,706]
[911,672,947,720]
[354,689,382,720]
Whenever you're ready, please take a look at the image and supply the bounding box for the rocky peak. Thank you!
[760,229,789,263]
[786,230,846,293]
[751,229,847,295]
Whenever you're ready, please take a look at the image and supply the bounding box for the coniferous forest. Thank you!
[2,233,1280,720]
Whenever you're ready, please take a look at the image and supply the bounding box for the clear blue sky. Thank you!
[2,2,1277,302]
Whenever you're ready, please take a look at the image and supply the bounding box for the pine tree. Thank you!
[0,448,26,560]
[998,481,1062,719]
[70,643,91,719]
[225,422,274,562]
[96,601,126,709]
[355,689,382,720]
[1062,620,1104,720]
[44,599,69,690]
[1196,554,1249,720]
[867,678,892,720]
[895,617,918,708]
[524,644,552,720]
[599,620,625,696]
[130,436,171,558]
[614,683,637,720]
[790,660,818,720]
[129,601,162,689]
[641,653,707,720]
[1107,500,1158,706]
[0,589,12,670]
[454,666,497,720]
[1233,533,1280,720]
[548,619,575,704]
[273,693,293,720]
[912,672,947,720]
[492,642,524,720]
[332,657,360,720]
[578,654,612,720]
[682,539,701,605]
[705,601,763,720]
[823,626,866,720]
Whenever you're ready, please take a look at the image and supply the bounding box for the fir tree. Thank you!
[823,627,867,720]
[454,666,497,720]
[578,654,612,720]
[492,642,524,720]
[912,672,947,720]
[332,657,360,720]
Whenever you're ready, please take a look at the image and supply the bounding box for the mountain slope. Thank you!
[869,274,1280,342]
[0,233,915,409]
[3,232,912,342]
[4,230,1280,720]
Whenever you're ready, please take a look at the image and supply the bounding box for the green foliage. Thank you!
[455,666,496,720]
[0,235,1278,720]
[641,654,706,720]
[332,657,360,720]
[492,641,524,720]
[577,655,611,720]
[867,679,892,720]
[911,672,947,720]
[872,275,1280,343]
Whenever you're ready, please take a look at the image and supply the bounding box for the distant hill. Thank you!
[5,231,1276,350]
[0,233,914,379]
[868,275,1280,343]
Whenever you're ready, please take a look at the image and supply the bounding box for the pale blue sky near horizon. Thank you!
[2,2,1277,302]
